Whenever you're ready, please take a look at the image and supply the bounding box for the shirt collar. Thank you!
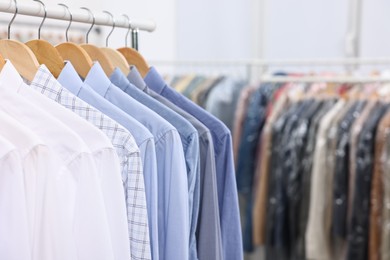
[109,67,132,92]
[84,62,112,96]
[144,66,166,94]
[0,60,25,91]
[127,66,147,91]
[57,61,83,95]
[29,64,67,98]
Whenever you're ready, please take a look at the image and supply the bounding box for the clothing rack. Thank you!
[151,58,390,83]
[0,1,156,34]
[151,58,390,67]
[259,75,390,83]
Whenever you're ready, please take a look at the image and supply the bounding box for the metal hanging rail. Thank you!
[150,58,390,67]
[0,1,156,32]
[258,75,390,83]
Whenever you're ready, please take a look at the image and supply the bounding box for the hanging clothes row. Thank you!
[234,78,390,260]
[242,81,390,260]
[169,71,390,260]
[166,75,249,131]
[0,1,243,260]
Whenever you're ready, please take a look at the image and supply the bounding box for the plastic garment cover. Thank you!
[252,87,290,246]
[265,102,301,260]
[332,101,366,253]
[305,100,346,260]
[266,101,310,260]
[286,100,325,260]
[347,103,388,260]
[236,83,278,252]
[369,110,390,260]
[381,125,390,260]
[296,99,336,259]
[237,84,277,196]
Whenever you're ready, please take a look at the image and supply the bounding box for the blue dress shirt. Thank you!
[57,62,159,260]
[111,68,200,260]
[128,67,223,260]
[144,67,243,260]
[84,63,189,260]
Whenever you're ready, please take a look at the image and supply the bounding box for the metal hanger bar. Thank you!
[150,58,390,67]
[259,75,390,83]
[0,1,156,32]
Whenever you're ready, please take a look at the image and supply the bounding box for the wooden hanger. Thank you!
[99,11,130,75]
[78,8,115,77]
[0,0,39,82]
[101,48,130,75]
[80,44,115,76]
[116,14,149,77]
[117,47,149,78]
[25,1,64,78]
[56,42,93,79]
[0,39,39,82]
[0,53,5,71]
[26,40,65,78]
[53,4,92,79]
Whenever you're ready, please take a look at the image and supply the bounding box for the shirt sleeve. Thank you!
[67,153,115,260]
[155,130,189,260]
[93,149,132,260]
[137,139,159,260]
[0,151,32,260]
[197,132,223,260]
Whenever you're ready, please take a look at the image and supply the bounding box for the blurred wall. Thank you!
[7,0,388,63]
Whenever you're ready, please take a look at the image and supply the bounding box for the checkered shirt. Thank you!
[29,65,151,260]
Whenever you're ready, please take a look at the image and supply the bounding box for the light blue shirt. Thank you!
[111,68,200,260]
[84,63,189,260]
[57,62,159,260]
[144,67,243,260]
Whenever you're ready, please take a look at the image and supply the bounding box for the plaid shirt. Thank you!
[29,65,151,260]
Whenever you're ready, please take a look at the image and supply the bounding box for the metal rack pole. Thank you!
[0,1,156,32]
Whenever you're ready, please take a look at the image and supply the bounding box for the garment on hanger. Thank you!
[110,67,201,260]
[0,73,115,260]
[1,61,132,259]
[0,20,243,260]
[85,62,190,260]
[127,66,223,260]
[145,67,244,260]
[55,62,153,260]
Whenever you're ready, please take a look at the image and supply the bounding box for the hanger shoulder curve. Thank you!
[101,47,130,75]
[26,39,65,78]
[117,47,150,78]
[0,39,39,82]
[55,42,93,79]
[80,44,115,77]
[0,53,5,71]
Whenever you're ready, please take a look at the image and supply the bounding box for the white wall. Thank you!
[263,0,349,60]
[5,0,177,62]
[175,0,350,62]
[361,0,390,58]
[6,0,388,67]
[176,0,252,61]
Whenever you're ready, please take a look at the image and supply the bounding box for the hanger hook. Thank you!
[81,7,95,44]
[33,0,47,40]
[121,14,132,47]
[8,0,18,39]
[102,10,115,47]
[58,3,72,42]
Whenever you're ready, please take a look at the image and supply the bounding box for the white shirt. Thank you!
[0,60,131,260]
[0,62,115,260]
[0,134,31,260]
[0,110,54,260]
